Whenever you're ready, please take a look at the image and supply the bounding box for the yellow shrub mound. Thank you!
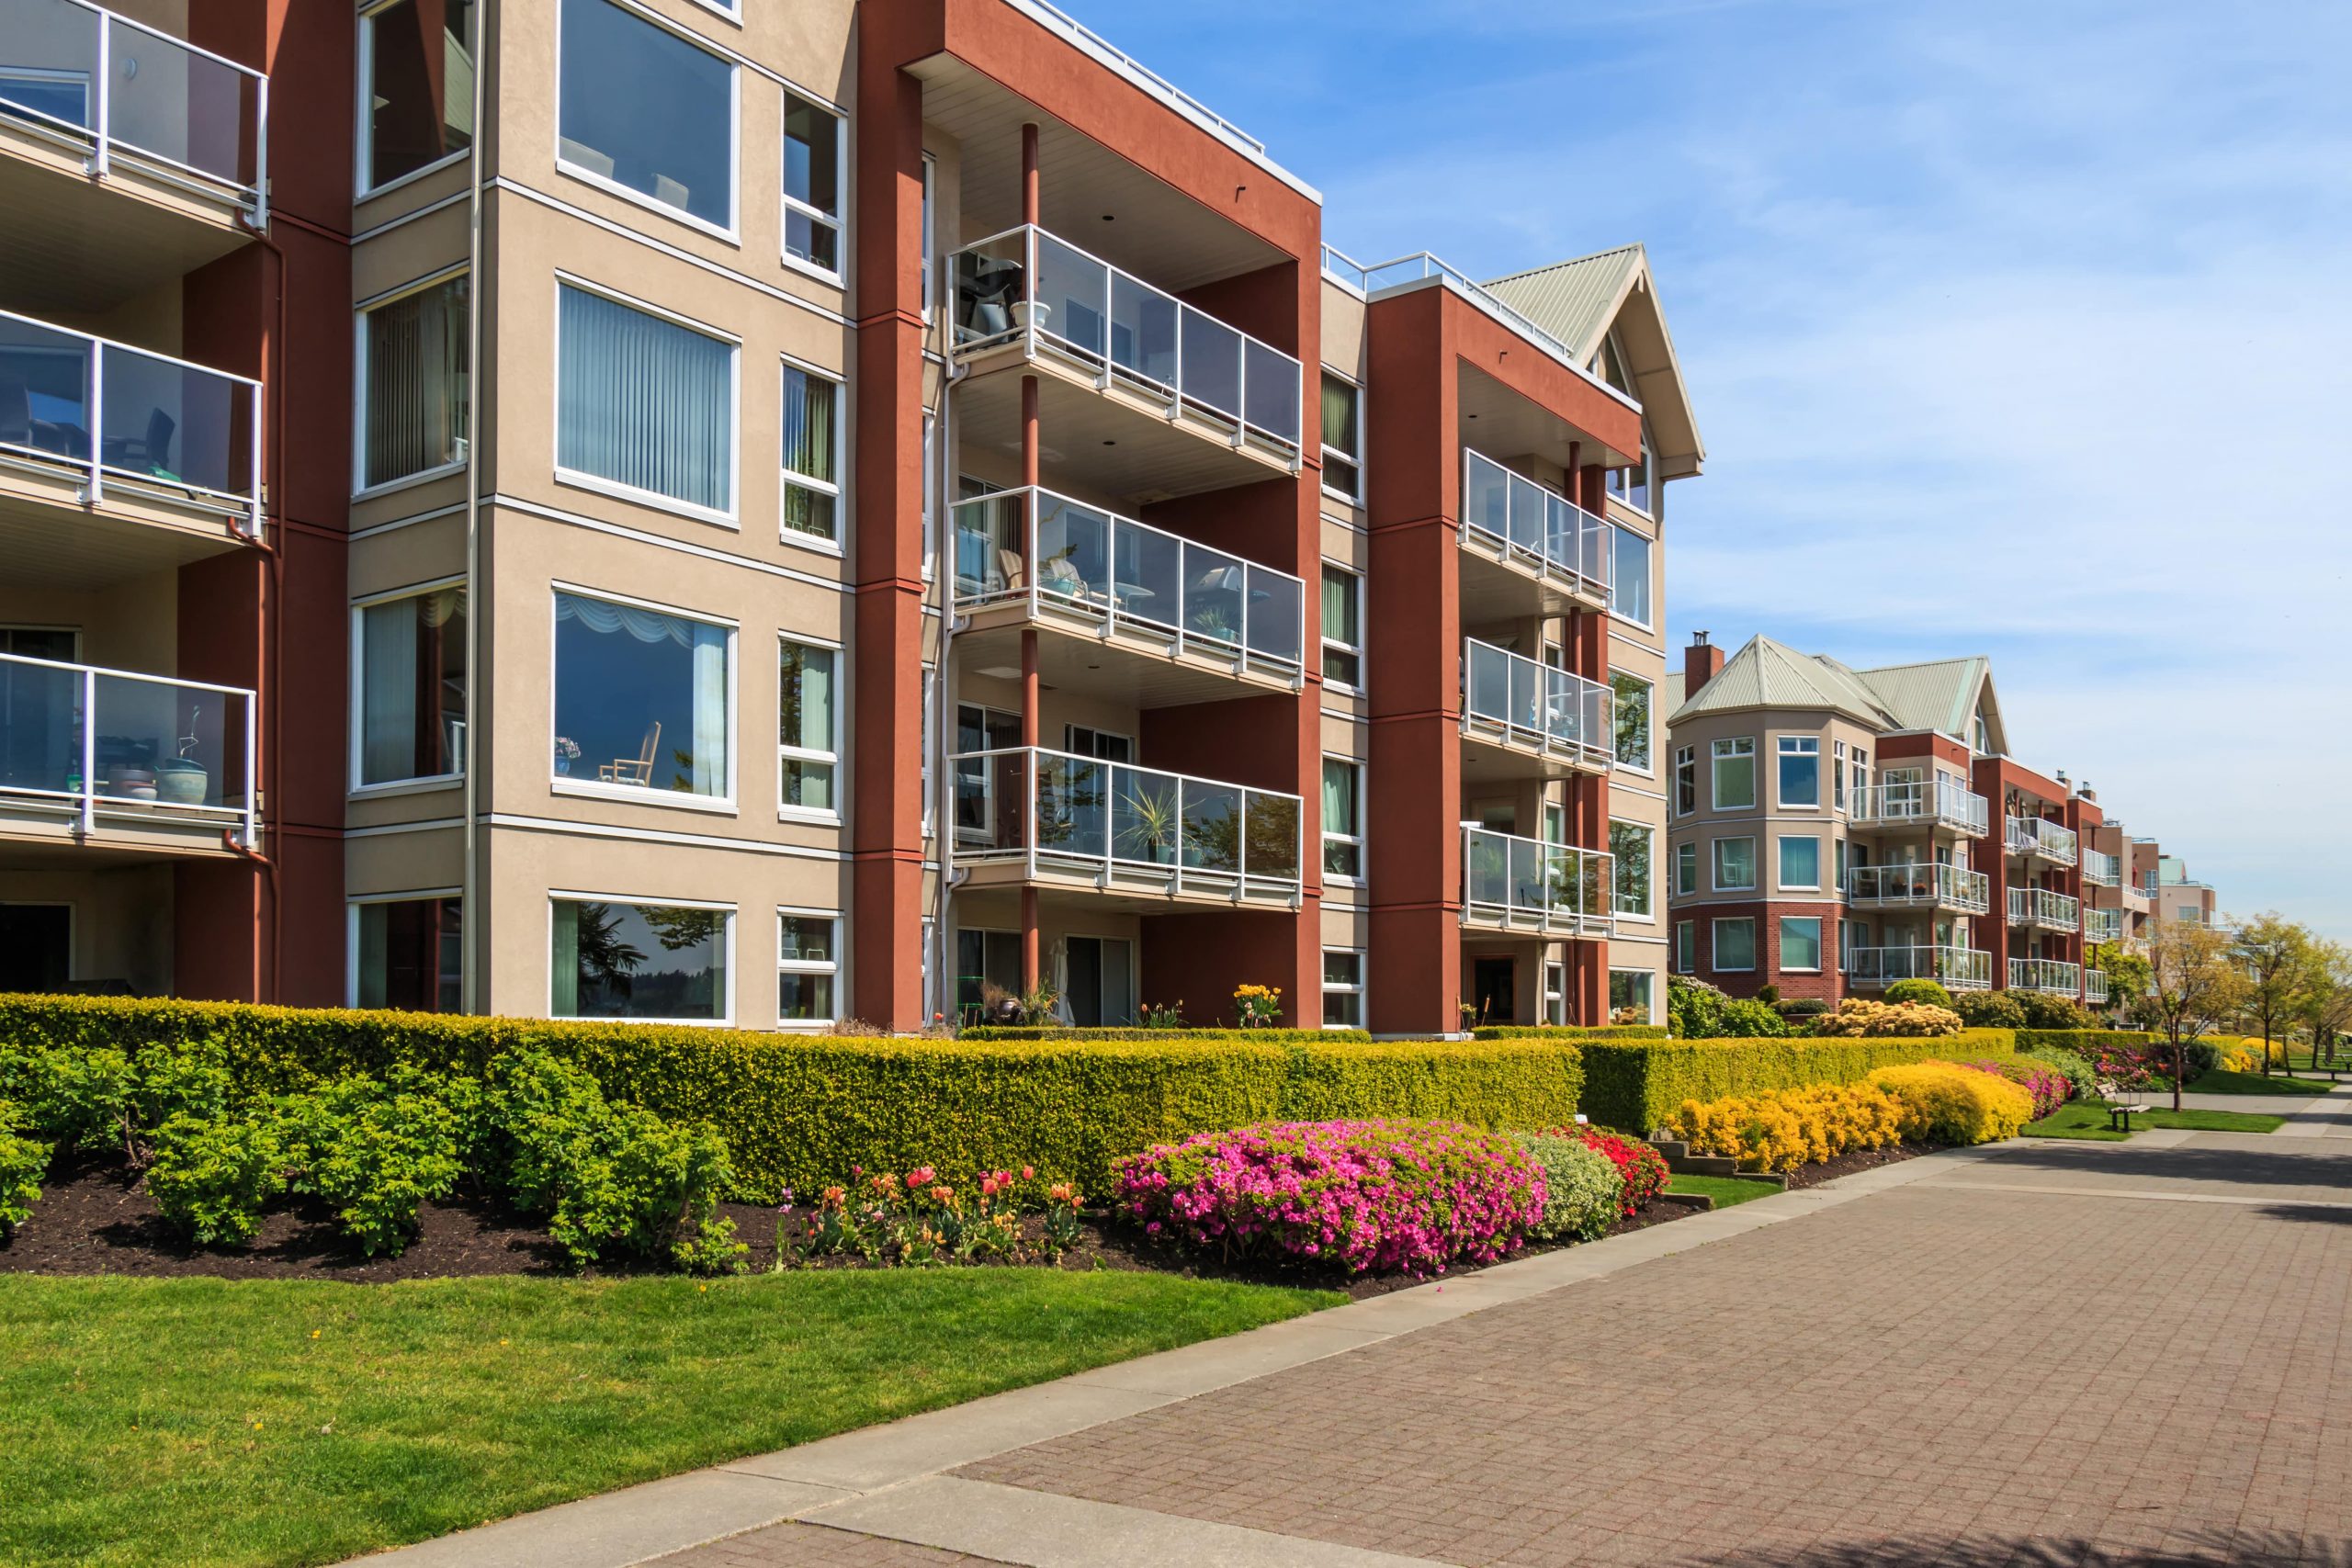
[1866,1063,2034,1145]
[1664,1080,1904,1173]
[1811,998,1963,1038]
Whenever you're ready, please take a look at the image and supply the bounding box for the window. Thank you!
[1835,837,1849,894]
[920,667,936,838]
[921,410,936,581]
[1781,916,1823,972]
[355,584,466,786]
[0,68,90,130]
[1322,758,1363,881]
[777,637,837,815]
[1064,726,1132,761]
[1675,919,1694,973]
[1611,673,1652,770]
[1713,836,1756,892]
[1544,802,1566,845]
[557,0,734,231]
[1606,433,1652,515]
[782,91,844,276]
[1674,840,1698,897]
[1711,738,1755,810]
[782,360,842,544]
[1833,739,1848,813]
[1544,962,1566,1026]
[1319,373,1361,500]
[352,895,461,1011]
[1779,834,1821,890]
[553,591,731,799]
[360,0,477,193]
[1712,917,1756,973]
[551,897,729,1021]
[1609,968,1655,1023]
[1322,949,1364,1029]
[776,912,839,1025]
[1609,524,1652,626]
[1674,744,1697,817]
[919,155,936,320]
[956,926,1022,1021]
[358,271,469,491]
[1611,819,1652,918]
[1320,565,1362,688]
[557,283,735,514]
[1778,735,1821,807]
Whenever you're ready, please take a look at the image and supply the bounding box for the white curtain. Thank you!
[691,623,727,796]
[559,284,731,512]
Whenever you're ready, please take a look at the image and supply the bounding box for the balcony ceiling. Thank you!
[0,145,252,317]
[0,487,250,591]
[914,56,1287,294]
[956,616,1295,712]
[1458,363,1637,475]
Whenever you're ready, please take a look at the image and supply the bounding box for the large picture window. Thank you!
[776,912,839,1024]
[352,895,462,1011]
[1713,835,1757,892]
[1711,737,1756,810]
[1611,672,1652,770]
[355,584,466,786]
[1779,834,1822,890]
[1610,524,1652,626]
[358,271,469,490]
[557,0,734,231]
[1608,968,1655,1024]
[551,897,729,1021]
[777,637,837,815]
[781,362,842,543]
[782,92,844,276]
[557,283,735,515]
[1712,917,1757,973]
[1611,818,1652,918]
[552,591,730,799]
[1322,757,1363,881]
[360,0,477,193]
[1781,916,1824,973]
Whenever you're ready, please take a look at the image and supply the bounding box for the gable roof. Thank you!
[1669,635,1895,728]
[1849,657,1991,740]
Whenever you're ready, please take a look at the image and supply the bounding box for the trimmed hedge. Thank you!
[0,996,1577,1200]
[1579,1029,2018,1134]
[2013,1029,2154,1054]
[1472,1025,1670,1042]
[957,1026,1370,1043]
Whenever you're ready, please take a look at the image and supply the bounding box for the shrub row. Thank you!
[1470,1025,1671,1042]
[1579,1031,2018,1134]
[1664,1064,2036,1172]
[958,1026,1371,1043]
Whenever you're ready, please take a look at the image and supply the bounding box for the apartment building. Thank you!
[1664,633,2111,1009]
[0,0,1698,1032]
[2148,853,2220,931]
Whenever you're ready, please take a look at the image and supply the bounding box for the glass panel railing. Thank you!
[2084,908,2123,943]
[1461,825,1611,931]
[1459,450,1611,602]
[2086,971,2109,1005]
[1849,778,1989,834]
[2008,957,2082,995]
[2007,887,2080,928]
[1847,863,1989,911]
[0,651,254,840]
[2006,815,2078,864]
[2081,848,2121,886]
[1461,638,1611,769]
[1849,945,1994,990]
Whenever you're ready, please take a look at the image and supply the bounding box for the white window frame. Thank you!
[920,152,937,321]
[547,891,735,1026]
[1674,744,1697,818]
[1609,967,1659,1026]
[1611,671,1654,774]
[352,264,471,500]
[780,87,848,285]
[1711,737,1756,811]
[1319,368,1363,503]
[1833,739,1849,814]
[1320,561,1363,692]
[1608,522,1654,630]
[1321,946,1365,1030]
[1781,915,1825,975]
[348,576,468,797]
[775,907,842,1030]
[548,582,740,813]
[345,887,464,1009]
[1778,833,1823,891]
[920,665,936,840]
[921,408,937,582]
[1322,755,1365,886]
[355,0,475,200]
[553,0,741,243]
[779,351,845,554]
[1675,919,1695,974]
[1712,916,1757,974]
[1673,840,1698,897]
[552,273,741,525]
[777,631,842,824]
[1777,734,1822,809]
[1713,834,1757,893]
[1610,817,1654,920]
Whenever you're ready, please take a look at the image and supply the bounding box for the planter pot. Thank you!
[555,756,573,776]
[106,767,157,802]
[154,761,209,806]
[1012,300,1051,333]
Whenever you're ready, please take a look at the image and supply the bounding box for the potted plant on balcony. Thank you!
[1115,785,1178,865]
[155,707,208,807]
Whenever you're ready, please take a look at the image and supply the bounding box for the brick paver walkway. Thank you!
[654,1523,1016,1567]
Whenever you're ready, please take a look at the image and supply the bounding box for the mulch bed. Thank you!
[1781,1139,1936,1190]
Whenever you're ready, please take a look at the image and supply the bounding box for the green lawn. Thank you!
[1665,1174,1782,1208]
[2186,1068,2341,1097]
[0,1269,1337,1568]
[2023,1104,2287,1141]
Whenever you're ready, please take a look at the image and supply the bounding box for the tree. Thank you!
[2301,940,2352,1067]
[2233,913,2318,1078]
[2143,921,2250,1110]
[2091,942,2152,1020]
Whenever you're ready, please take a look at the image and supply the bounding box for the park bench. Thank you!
[2097,1079,2148,1134]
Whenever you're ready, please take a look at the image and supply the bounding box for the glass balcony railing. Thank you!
[1849,945,1994,991]
[2085,908,2123,944]
[1847,777,1988,835]
[2122,880,2152,909]
[0,650,254,843]
[949,224,1303,458]
[1461,826,1611,937]
[1846,862,1990,914]
[2086,971,2109,1005]
[2009,957,2082,996]
[950,745,1302,904]
[2006,814,2078,865]
[1459,449,1610,605]
[1461,638,1611,773]
[1,0,266,220]
[2080,848,2121,887]
[2007,886,2080,931]
[950,486,1304,680]
[0,307,262,528]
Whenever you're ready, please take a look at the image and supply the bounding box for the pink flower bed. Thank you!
[1957,1059,2070,1120]
[2069,1039,2173,1089]
[1113,1119,1546,1277]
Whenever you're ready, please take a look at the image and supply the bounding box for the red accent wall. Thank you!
[1683,901,1846,1004]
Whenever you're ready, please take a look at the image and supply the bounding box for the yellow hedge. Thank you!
[1666,1081,1904,1172]
[1866,1063,2034,1145]
[1579,1030,2016,1133]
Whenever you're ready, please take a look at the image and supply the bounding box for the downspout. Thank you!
[249,215,289,1002]
[459,0,490,1013]
[932,357,968,1027]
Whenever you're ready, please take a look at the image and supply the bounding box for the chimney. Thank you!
[1685,630,1724,695]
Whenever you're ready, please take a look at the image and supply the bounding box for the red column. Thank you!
[1571,462,1611,1024]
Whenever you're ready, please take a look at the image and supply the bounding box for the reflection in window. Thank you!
[781,364,840,541]
[552,897,729,1021]
[557,0,733,230]
[1611,819,1652,917]
[778,638,836,813]
[1322,757,1362,880]
[1714,836,1756,891]
[777,913,838,1023]
[362,0,477,191]
[1319,374,1360,498]
[354,896,462,1011]
[1778,735,1820,807]
[1322,948,1364,1029]
[1610,524,1651,625]
[783,93,842,274]
[557,284,733,513]
[1320,565,1361,687]
[1608,967,1654,1022]
[360,271,469,489]
[1611,672,1651,769]
[356,585,466,785]
[552,592,729,797]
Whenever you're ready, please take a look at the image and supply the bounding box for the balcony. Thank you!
[2007,886,2080,933]
[2009,956,2082,997]
[951,745,1302,909]
[0,651,254,859]
[2086,971,2109,1006]
[0,308,261,589]
[2085,908,2123,944]
[1849,945,1994,992]
[2080,848,2121,887]
[2122,880,2153,910]
[0,0,265,314]
[950,486,1303,705]
[1460,826,1611,941]
[1846,862,1990,915]
[1847,778,1988,836]
[1457,449,1610,620]
[1459,638,1611,783]
[2006,815,2077,866]
[949,224,1303,498]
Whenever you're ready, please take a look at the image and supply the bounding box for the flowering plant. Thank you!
[1232,985,1282,1027]
[1566,1127,1669,1213]
[1810,998,1962,1038]
[1954,1057,2069,1119]
[786,1162,1073,1267]
[1664,1082,1902,1173]
[553,737,582,761]
[1114,1119,1544,1276]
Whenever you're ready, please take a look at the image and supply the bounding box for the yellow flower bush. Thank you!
[1663,1080,1903,1173]
[1866,1063,2033,1145]
[1810,998,1963,1038]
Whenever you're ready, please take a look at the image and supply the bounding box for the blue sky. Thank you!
[1061,0,2352,941]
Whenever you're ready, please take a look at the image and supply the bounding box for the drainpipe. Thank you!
[458,0,489,1013]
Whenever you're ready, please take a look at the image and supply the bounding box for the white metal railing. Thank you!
[1459,449,1610,606]
[2009,956,2083,996]
[1847,862,1991,914]
[2122,880,2153,908]
[0,0,266,224]
[950,224,1303,459]
[1849,945,1995,991]
[1011,0,1267,157]
[0,650,255,844]
[1460,825,1612,938]
[2008,886,2080,931]
[2081,847,2121,887]
[950,486,1303,681]
[950,745,1302,905]
[1460,638,1612,773]
[0,306,262,532]
[2085,908,2123,944]
[1848,777,1989,835]
[2006,814,2078,865]
[2086,970,2109,1005]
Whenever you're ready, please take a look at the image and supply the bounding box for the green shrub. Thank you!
[1883,979,1954,1010]
[1517,1133,1623,1243]
[958,1026,1370,1043]
[2012,991,2096,1031]
[4,1044,135,1155]
[147,1111,284,1246]
[2184,1039,2222,1077]
[1472,1025,1668,1042]
[129,1039,232,1145]
[1775,998,1832,1021]
[1951,990,2029,1030]
[2014,1029,2155,1055]
[277,1067,468,1258]
[1667,976,1791,1039]
[1580,1031,2017,1134]
[0,1102,45,1231]
[2023,1047,2098,1102]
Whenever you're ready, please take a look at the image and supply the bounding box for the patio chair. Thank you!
[599,721,661,786]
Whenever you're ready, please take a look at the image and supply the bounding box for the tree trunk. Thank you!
[2172,1038,2183,1113]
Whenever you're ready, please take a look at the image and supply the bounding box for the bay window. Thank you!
[1781,916,1824,973]
[1712,918,1756,973]
[1714,835,1756,892]
[1779,834,1821,890]
[1711,737,1755,810]
[1778,735,1820,807]
[1674,840,1698,897]
[1675,744,1696,816]
[552,590,731,800]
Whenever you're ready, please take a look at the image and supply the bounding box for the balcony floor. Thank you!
[1456,539,1608,625]
[1,797,249,863]
[0,458,255,591]
[1459,908,1610,942]
[956,603,1303,709]
[1460,725,1611,785]
[0,130,254,316]
[956,852,1302,913]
